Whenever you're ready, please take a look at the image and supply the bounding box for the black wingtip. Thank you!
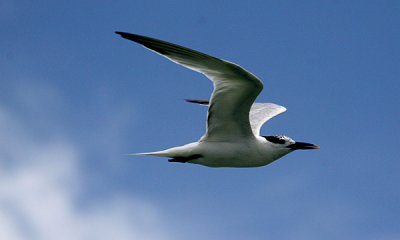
[115,31,148,45]
[115,31,140,41]
[115,31,129,38]
[185,99,209,105]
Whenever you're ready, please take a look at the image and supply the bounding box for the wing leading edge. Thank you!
[116,32,264,141]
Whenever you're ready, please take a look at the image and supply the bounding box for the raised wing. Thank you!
[116,32,263,141]
[186,100,286,136]
[249,103,286,136]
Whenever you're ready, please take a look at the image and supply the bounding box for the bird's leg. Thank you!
[168,154,203,163]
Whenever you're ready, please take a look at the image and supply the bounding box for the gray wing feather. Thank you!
[186,100,286,136]
[117,32,263,141]
[249,103,286,136]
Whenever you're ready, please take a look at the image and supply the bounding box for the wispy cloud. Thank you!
[0,84,171,240]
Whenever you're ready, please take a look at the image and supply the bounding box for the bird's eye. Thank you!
[263,136,286,144]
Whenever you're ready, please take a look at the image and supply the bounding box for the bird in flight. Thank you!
[116,31,319,168]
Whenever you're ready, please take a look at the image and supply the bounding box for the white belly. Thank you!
[188,140,291,168]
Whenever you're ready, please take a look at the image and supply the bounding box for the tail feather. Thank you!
[133,143,198,159]
[135,150,173,157]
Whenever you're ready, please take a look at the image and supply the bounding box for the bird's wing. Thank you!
[248,103,286,136]
[186,100,287,136]
[116,32,263,141]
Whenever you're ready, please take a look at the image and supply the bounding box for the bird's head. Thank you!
[263,135,319,150]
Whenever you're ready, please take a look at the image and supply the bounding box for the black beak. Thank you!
[288,142,319,150]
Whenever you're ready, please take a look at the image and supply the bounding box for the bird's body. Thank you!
[116,31,318,168]
[143,137,293,168]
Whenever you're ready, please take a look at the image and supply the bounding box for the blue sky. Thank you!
[1,1,399,239]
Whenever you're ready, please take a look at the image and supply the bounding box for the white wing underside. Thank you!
[249,103,286,136]
[186,100,286,136]
[116,32,284,141]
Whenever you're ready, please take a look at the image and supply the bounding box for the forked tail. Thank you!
[134,150,173,157]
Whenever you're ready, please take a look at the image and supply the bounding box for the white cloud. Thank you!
[0,86,171,240]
